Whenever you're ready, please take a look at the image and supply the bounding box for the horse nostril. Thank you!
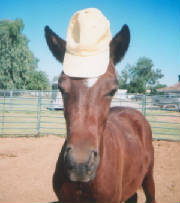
[92,150,98,157]
[90,150,98,160]
[64,146,72,162]
[88,150,98,168]
[64,146,75,170]
[66,146,72,153]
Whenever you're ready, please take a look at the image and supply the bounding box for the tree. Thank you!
[118,57,164,94]
[26,71,50,90]
[0,19,50,90]
[117,69,128,89]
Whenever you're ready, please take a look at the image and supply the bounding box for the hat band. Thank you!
[66,46,110,57]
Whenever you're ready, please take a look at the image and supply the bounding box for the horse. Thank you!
[45,24,156,203]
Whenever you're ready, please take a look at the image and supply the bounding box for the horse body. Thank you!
[53,107,154,203]
[102,107,154,202]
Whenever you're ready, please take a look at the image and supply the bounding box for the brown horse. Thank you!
[45,24,156,203]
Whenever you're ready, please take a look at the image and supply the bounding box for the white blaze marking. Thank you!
[85,77,99,88]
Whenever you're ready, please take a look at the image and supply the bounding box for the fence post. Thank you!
[36,91,42,136]
[1,91,6,136]
[9,90,13,111]
[142,94,147,116]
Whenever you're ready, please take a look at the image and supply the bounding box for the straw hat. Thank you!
[63,8,112,78]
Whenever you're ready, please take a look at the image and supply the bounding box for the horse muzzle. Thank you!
[64,145,99,182]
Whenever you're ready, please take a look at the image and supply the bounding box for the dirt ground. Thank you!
[0,136,179,203]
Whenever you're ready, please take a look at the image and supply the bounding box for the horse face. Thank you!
[58,63,118,182]
[45,24,130,182]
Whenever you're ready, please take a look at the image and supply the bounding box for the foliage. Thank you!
[150,84,167,94]
[118,57,164,94]
[26,71,50,90]
[0,19,50,90]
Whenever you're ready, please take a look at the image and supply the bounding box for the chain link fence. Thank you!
[0,90,179,141]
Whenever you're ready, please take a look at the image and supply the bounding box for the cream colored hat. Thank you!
[63,8,112,78]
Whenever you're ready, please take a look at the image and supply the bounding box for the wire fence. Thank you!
[0,89,179,141]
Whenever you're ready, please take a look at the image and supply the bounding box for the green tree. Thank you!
[117,69,128,89]
[26,71,50,90]
[0,19,50,90]
[118,57,164,94]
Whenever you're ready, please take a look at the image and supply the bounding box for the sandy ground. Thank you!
[0,136,179,203]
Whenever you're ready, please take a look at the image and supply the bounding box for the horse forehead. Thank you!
[84,77,99,88]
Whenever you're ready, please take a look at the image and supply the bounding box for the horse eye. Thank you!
[105,89,117,97]
[59,87,68,96]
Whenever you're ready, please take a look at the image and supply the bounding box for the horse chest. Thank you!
[60,182,94,202]
[59,179,120,202]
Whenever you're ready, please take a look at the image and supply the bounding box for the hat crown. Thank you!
[66,8,112,56]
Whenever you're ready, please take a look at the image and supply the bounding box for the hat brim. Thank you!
[63,50,110,78]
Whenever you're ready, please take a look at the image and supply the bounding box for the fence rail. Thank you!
[0,90,179,141]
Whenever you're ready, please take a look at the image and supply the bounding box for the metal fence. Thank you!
[0,90,179,141]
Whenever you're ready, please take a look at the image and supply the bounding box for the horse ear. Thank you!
[44,26,66,63]
[110,24,130,65]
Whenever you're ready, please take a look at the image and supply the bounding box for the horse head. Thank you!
[45,18,130,182]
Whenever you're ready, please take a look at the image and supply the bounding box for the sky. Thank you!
[0,0,180,86]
